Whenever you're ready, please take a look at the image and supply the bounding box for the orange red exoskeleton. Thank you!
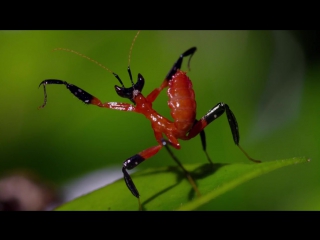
[38,31,260,202]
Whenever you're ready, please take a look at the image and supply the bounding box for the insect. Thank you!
[38,31,261,203]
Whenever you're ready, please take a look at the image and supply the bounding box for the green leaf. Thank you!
[56,157,310,211]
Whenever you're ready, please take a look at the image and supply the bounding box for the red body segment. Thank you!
[167,70,196,137]
[132,70,196,147]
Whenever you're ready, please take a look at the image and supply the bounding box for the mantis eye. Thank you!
[115,74,145,104]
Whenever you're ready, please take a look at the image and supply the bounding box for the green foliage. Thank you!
[56,157,309,210]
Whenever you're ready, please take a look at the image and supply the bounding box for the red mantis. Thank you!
[38,31,260,203]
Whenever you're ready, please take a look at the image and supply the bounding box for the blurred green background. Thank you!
[0,30,319,210]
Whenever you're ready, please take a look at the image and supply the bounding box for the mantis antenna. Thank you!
[53,48,114,75]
